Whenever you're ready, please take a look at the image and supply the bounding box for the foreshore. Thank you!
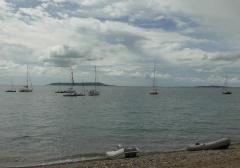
[27,143,240,168]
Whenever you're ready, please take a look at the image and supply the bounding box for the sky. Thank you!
[0,0,240,86]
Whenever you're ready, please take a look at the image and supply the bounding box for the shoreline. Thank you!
[16,143,240,168]
[14,149,185,168]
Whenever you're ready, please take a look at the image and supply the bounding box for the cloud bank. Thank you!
[0,0,240,86]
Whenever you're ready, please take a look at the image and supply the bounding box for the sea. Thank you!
[0,86,240,167]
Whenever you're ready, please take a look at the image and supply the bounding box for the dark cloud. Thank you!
[0,43,40,65]
[43,45,83,67]
[103,31,149,60]
[43,45,104,67]
[210,54,240,62]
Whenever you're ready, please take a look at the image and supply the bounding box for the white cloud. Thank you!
[0,0,240,85]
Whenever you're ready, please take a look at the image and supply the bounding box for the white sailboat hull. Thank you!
[19,88,33,92]
[149,90,159,95]
[187,138,231,151]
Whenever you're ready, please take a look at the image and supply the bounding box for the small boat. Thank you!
[55,82,69,93]
[63,91,85,97]
[6,89,16,93]
[62,69,85,97]
[19,85,33,92]
[106,148,125,159]
[88,66,100,96]
[149,89,159,95]
[149,63,159,95]
[55,90,66,93]
[56,70,76,94]
[19,65,33,92]
[55,88,75,94]
[106,145,140,159]
[222,91,232,95]
[222,77,232,95]
[124,146,140,158]
[6,82,16,92]
[186,138,231,151]
[88,90,99,96]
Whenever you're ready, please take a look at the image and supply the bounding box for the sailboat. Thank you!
[55,70,75,94]
[19,65,33,92]
[63,69,85,97]
[88,66,100,96]
[5,81,16,92]
[149,63,159,95]
[81,81,86,96]
[55,85,75,93]
[55,83,67,93]
[222,76,232,95]
[55,82,75,94]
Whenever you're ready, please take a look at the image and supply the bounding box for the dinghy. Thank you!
[124,146,140,158]
[187,138,231,151]
[106,145,140,159]
[106,148,125,159]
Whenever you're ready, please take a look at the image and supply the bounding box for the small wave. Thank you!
[39,156,105,167]
[11,135,32,141]
[14,153,106,168]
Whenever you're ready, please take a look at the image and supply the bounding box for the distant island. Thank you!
[195,85,225,88]
[48,82,113,86]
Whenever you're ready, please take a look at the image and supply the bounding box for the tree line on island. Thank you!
[48,82,112,86]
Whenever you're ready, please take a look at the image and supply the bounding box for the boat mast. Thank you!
[11,80,14,90]
[82,80,85,94]
[26,65,29,88]
[153,63,156,91]
[71,68,74,88]
[224,76,228,91]
[94,65,97,92]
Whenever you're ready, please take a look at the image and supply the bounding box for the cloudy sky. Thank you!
[0,0,240,86]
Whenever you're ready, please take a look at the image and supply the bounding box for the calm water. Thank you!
[0,86,240,167]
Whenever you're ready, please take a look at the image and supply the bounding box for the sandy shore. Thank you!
[29,144,240,168]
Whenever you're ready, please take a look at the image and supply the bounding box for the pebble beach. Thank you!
[29,143,240,168]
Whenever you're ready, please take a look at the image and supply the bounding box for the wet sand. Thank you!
[29,144,240,168]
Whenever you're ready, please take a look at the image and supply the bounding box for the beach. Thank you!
[29,143,240,168]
